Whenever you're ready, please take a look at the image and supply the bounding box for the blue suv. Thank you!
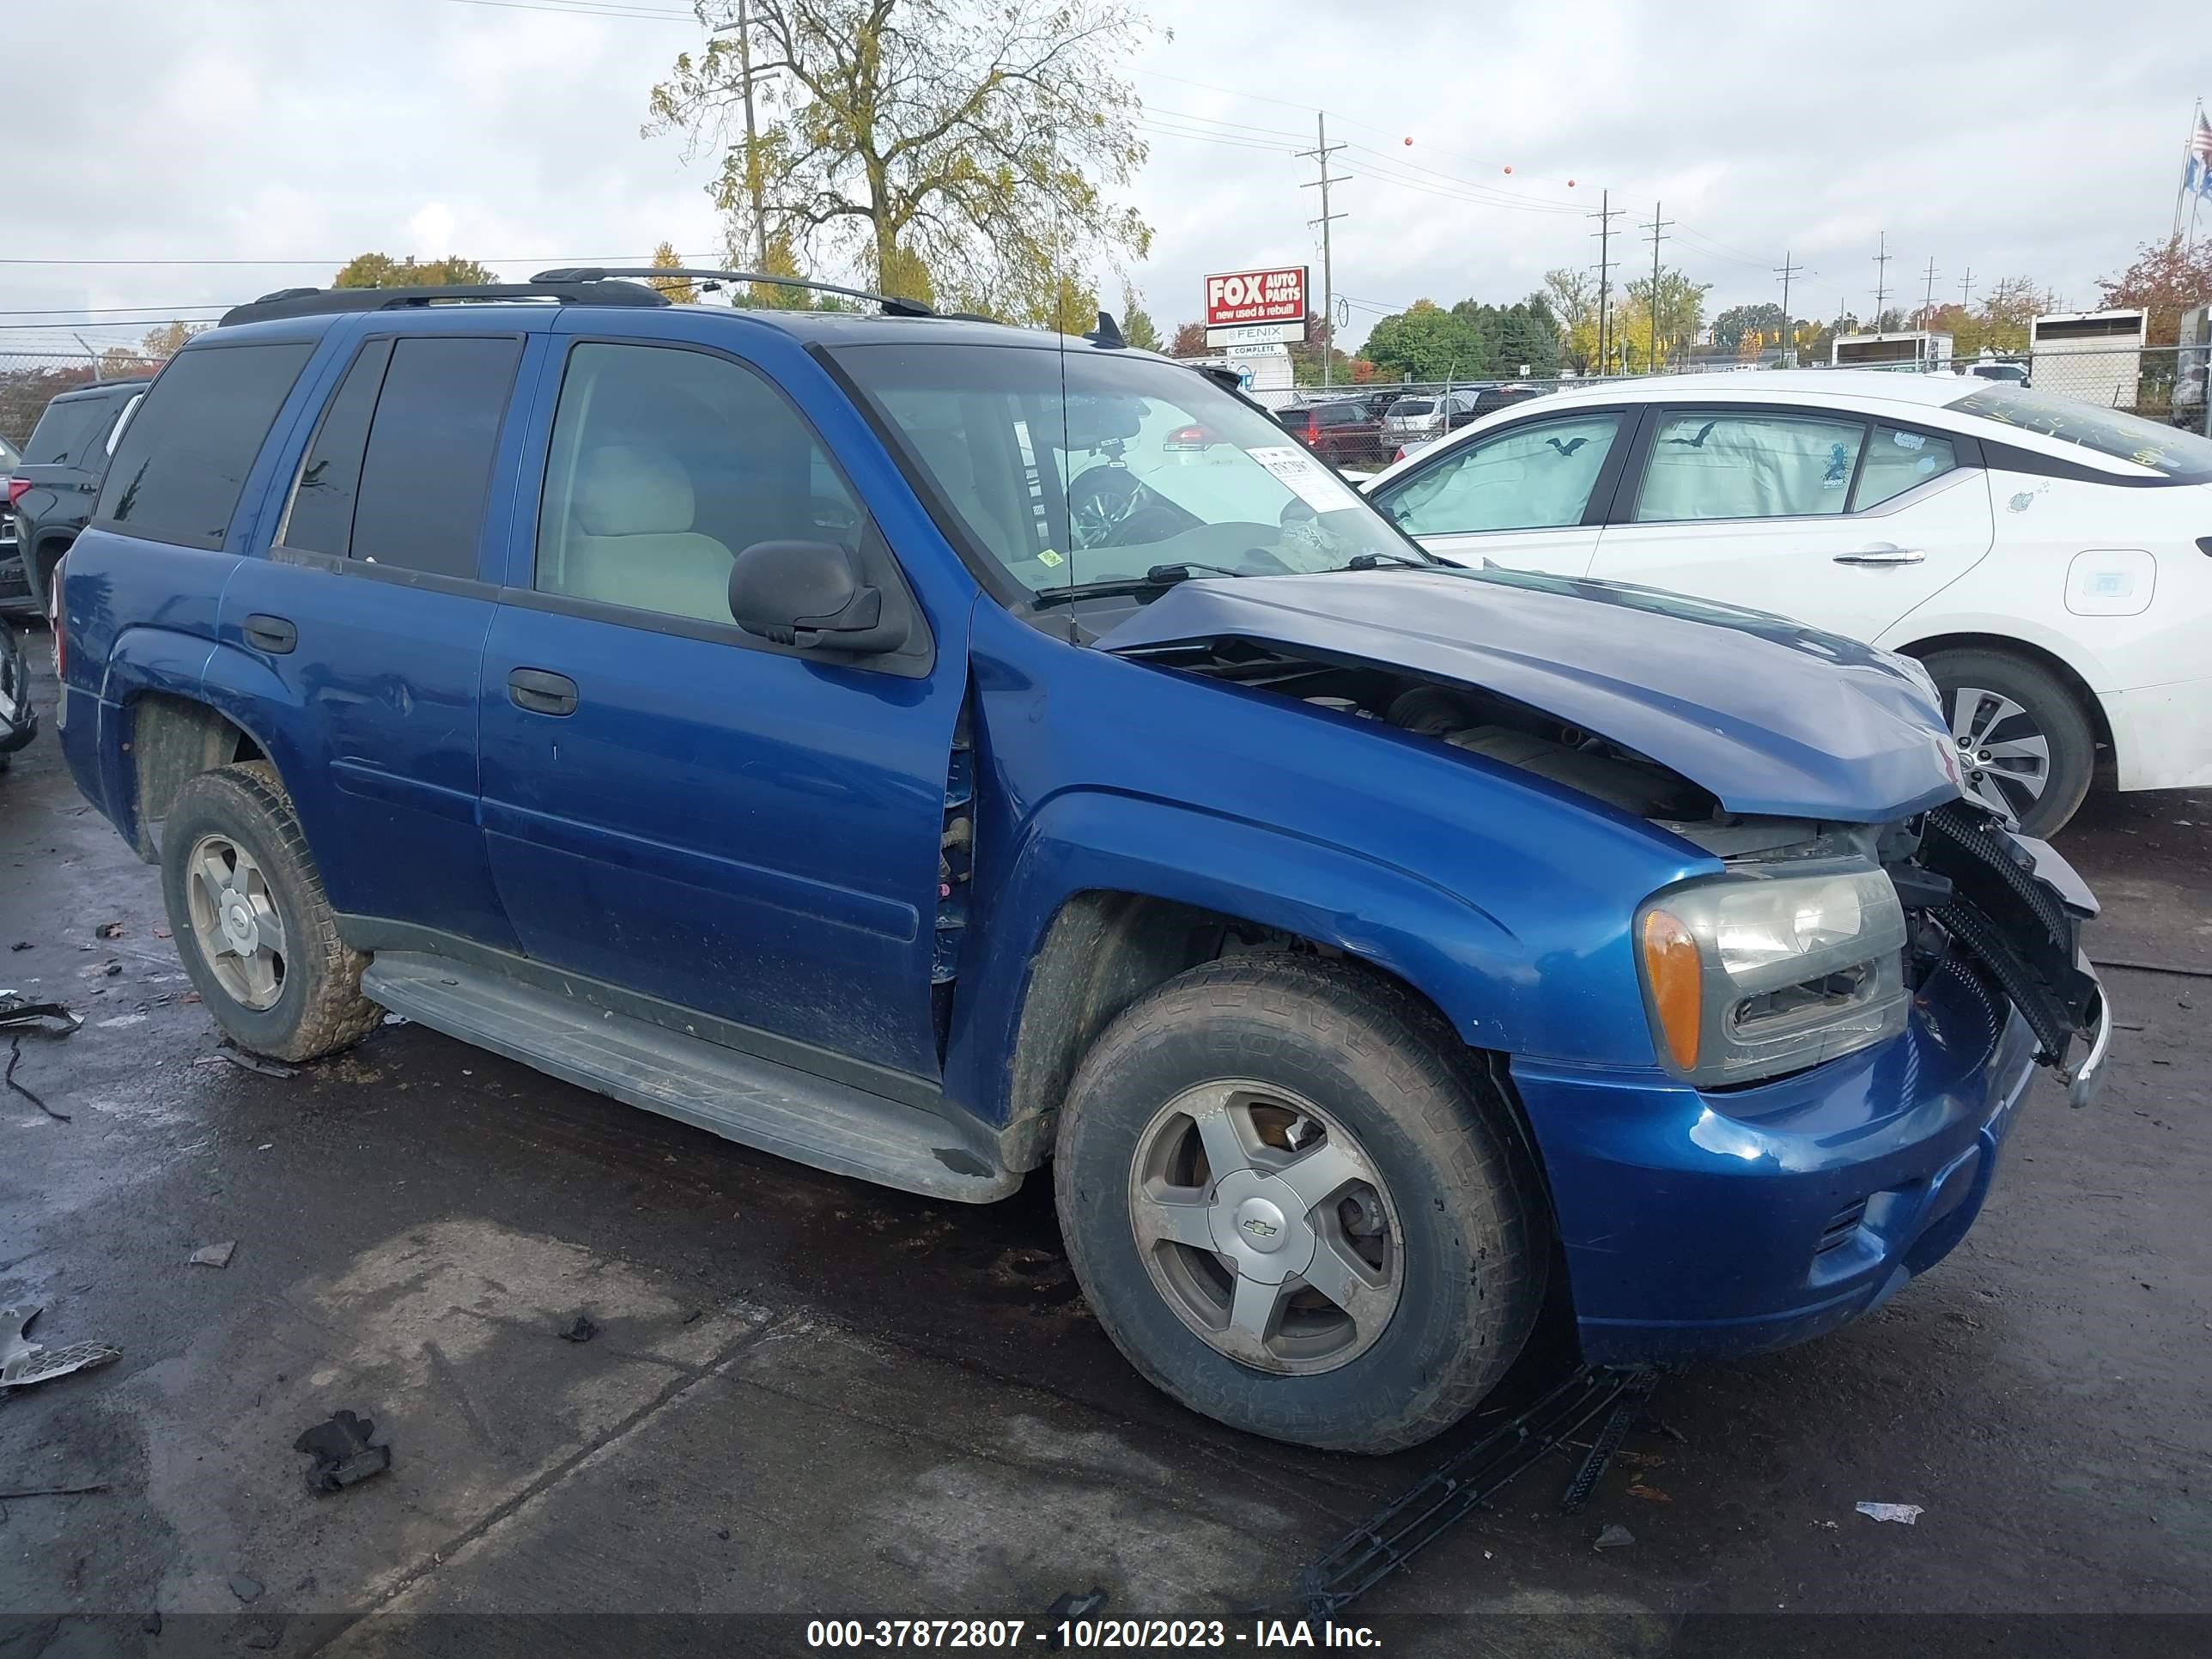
[55,272,2111,1452]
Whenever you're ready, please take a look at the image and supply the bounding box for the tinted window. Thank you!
[25,395,110,465]
[97,344,313,549]
[104,394,144,456]
[535,342,863,625]
[1853,424,1958,511]
[1317,404,1362,427]
[1390,400,1434,417]
[276,339,392,557]
[1947,385,2212,479]
[1380,414,1622,536]
[1632,411,1866,522]
[350,336,522,579]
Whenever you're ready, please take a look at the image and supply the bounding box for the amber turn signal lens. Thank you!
[1640,909,1702,1071]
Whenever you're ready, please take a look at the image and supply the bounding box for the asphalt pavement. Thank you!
[0,635,2205,1656]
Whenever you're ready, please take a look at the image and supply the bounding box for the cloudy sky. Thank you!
[5,0,2209,357]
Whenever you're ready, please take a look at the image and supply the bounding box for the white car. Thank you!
[1359,369,2212,834]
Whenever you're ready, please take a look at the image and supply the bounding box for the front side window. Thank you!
[536,342,864,625]
[349,336,523,579]
[833,343,1421,597]
[97,343,314,550]
[1853,424,1958,511]
[1632,410,1866,522]
[1379,413,1622,537]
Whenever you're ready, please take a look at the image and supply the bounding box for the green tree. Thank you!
[648,241,698,303]
[1623,269,1711,370]
[1541,267,1598,373]
[331,252,498,289]
[1712,301,1787,351]
[1360,299,1488,383]
[648,0,1154,312]
[1119,284,1161,353]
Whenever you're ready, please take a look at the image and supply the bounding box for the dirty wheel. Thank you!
[1054,955,1547,1454]
[1922,647,2094,836]
[161,762,380,1062]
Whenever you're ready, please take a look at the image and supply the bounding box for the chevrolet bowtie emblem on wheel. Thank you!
[1241,1216,1280,1239]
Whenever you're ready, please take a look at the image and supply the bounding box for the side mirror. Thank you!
[727,539,908,654]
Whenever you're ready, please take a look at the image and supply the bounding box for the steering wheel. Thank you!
[1068,465,1145,549]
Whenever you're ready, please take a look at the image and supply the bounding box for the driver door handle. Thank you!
[1833,544,1926,566]
[507,667,579,716]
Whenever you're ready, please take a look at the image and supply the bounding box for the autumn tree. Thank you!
[138,319,208,360]
[1169,320,1207,358]
[2097,235,2212,344]
[1541,267,1597,372]
[648,0,1154,314]
[1119,284,1161,353]
[1623,269,1711,371]
[331,253,498,289]
[648,242,698,302]
[1711,302,1787,351]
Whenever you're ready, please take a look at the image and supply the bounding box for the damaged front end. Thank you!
[1100,597,2107,1106]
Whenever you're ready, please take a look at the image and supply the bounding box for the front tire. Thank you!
[161,762,381,1062]
[1921,647,2095,836]
[1053,955,1547,1454]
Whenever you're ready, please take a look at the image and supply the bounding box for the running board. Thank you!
[361,952,1019,1204]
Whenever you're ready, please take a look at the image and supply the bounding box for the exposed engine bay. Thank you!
[1161,636,2108,1097]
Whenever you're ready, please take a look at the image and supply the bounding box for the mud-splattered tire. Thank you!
[161,762,381,1063]
[1053,954,1547,1454]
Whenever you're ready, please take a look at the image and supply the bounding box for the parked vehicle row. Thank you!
[56,275,2106,1454]
[3,377,149,620]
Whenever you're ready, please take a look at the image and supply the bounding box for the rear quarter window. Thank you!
[24,396,109,466]
[97,344,314,550]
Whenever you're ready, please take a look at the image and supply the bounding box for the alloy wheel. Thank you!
[1127,1080,1401,1375]
[184,834,289,1012]
[1948,684,2051,823]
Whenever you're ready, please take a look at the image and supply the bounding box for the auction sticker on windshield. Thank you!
[1247,444,1365,514]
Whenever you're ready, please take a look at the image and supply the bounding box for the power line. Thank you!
[1590,191,1622,375]
[0,252,655,267]
[1919,256,1939,329]
[1775,251,1803,365]
[1872,231,1892,325]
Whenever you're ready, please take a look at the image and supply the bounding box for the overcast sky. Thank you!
[5,0,2208,357]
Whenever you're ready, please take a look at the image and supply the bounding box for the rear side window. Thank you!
[1852,424,1958,510]
[1632,410,1866,522]
[276,339,393,557]
[25,396,110,465]
[349,336,523,579]
[98,344,313,549]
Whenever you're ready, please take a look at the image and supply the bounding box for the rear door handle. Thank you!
[243,614,297,653]
[1832,544,1927,566]
[507,667,579,717]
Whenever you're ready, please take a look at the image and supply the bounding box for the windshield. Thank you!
[833,343,1423,597]
[1948,384,2212,479]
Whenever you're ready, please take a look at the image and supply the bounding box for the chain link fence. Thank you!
[1,349,163,451]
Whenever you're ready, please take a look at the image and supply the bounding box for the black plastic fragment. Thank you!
[1043,1589,1109,1648]
[294,1410,392,1493]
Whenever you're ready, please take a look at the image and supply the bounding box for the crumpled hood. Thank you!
[1096,564,1966,823]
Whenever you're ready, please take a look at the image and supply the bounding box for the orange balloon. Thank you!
[1567,178,1577,186]
[1502,165,1512,173]
[1402,136,1413,146]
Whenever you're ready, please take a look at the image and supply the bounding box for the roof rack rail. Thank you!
[219,280,671,329]
[532,266,936,319]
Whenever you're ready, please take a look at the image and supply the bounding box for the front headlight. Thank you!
[1636,861,1910,1087]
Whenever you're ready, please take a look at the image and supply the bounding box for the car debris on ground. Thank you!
[295,1409,392,1493]
[0,996,82,1122]
[0,1304,120,1392]
[94,922,125,940]
[189,1241,237,1269]
[556,1315,599,1344]
[1594,1524,1637,1549]
[1855,1502,1925,1524]
[191,1042,300,1079]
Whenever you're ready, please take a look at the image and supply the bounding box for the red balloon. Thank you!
[1502,165,1512,173]
[1403,136,1413,146]
[1567,178,1577,186]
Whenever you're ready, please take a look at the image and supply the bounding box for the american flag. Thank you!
[2189,113,2212,196]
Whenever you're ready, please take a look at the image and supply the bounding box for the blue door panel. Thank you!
[476,603,957,1076]
[213,560,515,947]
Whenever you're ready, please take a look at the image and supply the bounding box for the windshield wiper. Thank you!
[1030,562,1257,608]
[1328,550,1429,571]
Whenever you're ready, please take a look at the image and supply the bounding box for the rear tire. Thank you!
[1921,647,2095,836]
[161,762,381,1063]
[1053,954,1547,1454]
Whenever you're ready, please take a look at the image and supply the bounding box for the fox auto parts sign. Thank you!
[1205,266,1308,346]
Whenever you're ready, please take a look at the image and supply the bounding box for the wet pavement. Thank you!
[1,634,2207,1655]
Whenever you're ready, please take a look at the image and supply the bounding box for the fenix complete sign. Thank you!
[1204,266,1309,347]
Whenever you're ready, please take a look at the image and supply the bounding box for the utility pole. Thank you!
[1774,252,1802,366]
[1589,191,1622,376]
[1957,266,1975,312]
[1919,258,1939,330]
[1642,200,1671,373]
[1872,231,1892,330]
[738,0,769,269]
[1298,112,1349,386]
